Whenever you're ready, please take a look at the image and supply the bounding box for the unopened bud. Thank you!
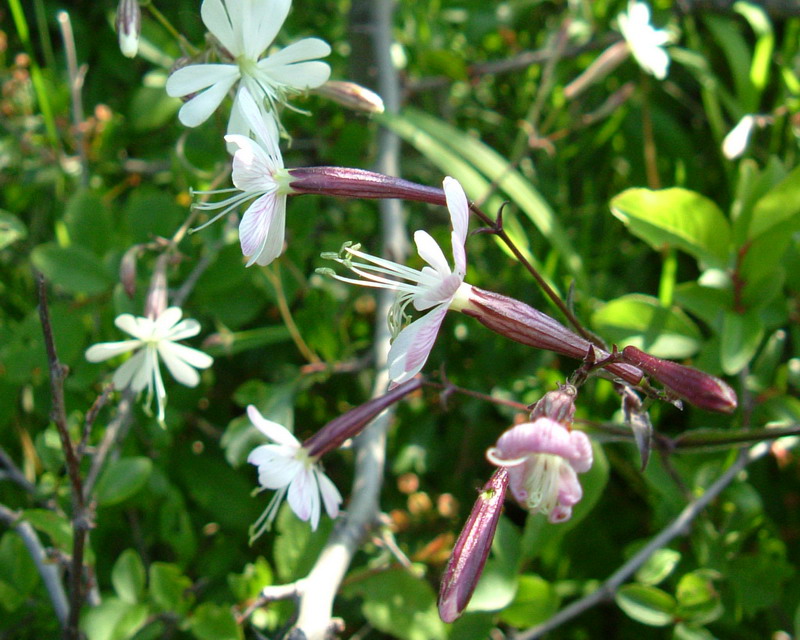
[304,378,423,458]
[314,81,385,114]
[438,468,508,623]
[119,245,139,299]
[115,0,141,59]
[289,167,447,205]
[461,287,643,386]
[144,254,169,320]
[529,384,577,425]
[621,346,738,413]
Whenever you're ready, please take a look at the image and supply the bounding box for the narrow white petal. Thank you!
[246,405,300,446]
[388,305,448,384]
[165,64,239,98]
[114,313,146,338]
[162,341,213,370]
[259,38,332,67]
[85,340,140,362]
[316,469,342,519]
[230,136,281,191]
[232,88,282,161]
[239,191,277,260]
[157,342,204,387]
[112,349,149,390]
[443,177,469,273]
[152,350,168,422]
[258,455,303,490]
[259,61,332,91]
[177,75,239,127]
[252,196,286,266]
[414,230,450,276]
[287,468,317,525]
[200,0,237,55]
[244,0,290,60]
[164,319,202,342]
[153,307,183,334]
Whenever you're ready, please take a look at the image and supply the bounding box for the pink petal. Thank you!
[388,304,448,384]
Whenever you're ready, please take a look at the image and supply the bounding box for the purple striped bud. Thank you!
[460,286,643,386]
[438,468,509,623]
[621,346,738,413]
[304,378,423,458]
[115,0,141,59]
[313,81,385,114]
[529,384,577,425]
[288,167,447,205]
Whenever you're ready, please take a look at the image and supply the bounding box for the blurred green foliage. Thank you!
[1,0,799,639]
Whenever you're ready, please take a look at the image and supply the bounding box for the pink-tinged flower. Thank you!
[85,307,213,422]
[324,177,472,384]
[165,0,331,136]
[438,468,509,623]
[621,346,738,413]
[487,418,593,524]
[247,406,342,537]
[193,88,294,266]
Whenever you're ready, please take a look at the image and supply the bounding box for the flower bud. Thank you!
[115,0,141,59]
[621,346,738,413]
[460,286,643,386]
[529,384,577,425]
[313,81,385,114]
[438,468,508,623]
[304,378,423,458]
[288,167,447,206]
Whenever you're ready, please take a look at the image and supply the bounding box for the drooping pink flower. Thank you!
[487,418,593,524]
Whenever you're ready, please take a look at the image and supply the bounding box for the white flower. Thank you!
[165,0,331,136]
[327,177,471,384]
[85,307,213,422]
[246,405,342,536]
[618,1,670,80]
[722,115,756,160]
[193,87,294,266]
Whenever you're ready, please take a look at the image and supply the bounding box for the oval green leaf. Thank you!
[611,188,731,268]
[95,457,153,507]
[616,584,677,627]
[31,243,114,295]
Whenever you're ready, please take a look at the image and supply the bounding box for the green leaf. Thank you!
[149,563,193,614]
[342,568,446,640]
[123,188,184,243]
[227,557,273,601]
[610,188,731,268]
[81,597,149,640]
[31,243,115,295]
[675,571,722,626]
[112,549,146,605]
[635,548,681,586]
[21,509,73,550]
[0,210,27,250]
[189,603,242,640]
[748,164,800,239]
[720,310,764,375]
[498,574,559,628]
[95,457,153,507]
[63,190,113,255]
[272,503,333,581]
[0,532,38,609]
[615,584,676,627]
[592,294,702,359]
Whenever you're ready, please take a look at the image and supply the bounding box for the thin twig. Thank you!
[0,446,37,494]
[0,504,70,627]
[514,442,771,639]
[37,274,89,640]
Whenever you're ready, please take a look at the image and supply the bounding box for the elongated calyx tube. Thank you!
[303,378,423,458]
[438,468,509,623]
[621,346,738,413]
[459,286,644,385]
[289,167,447,205]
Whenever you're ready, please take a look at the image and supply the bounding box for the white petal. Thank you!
[112,349,149,391]
[165,64,239,98]
[414,230,450,276]
[244,0,290,60]
[413,272,463,311]
[163,318,202,342]
[200,0,237,55]
[443,177,469,274]
[252,196,286,266]
[157,341,212,387]
[246,405,300,446]
[230,135,281,191]
[153,307,183,335]
[151,350,168,422]
[253,451,303,489]
[85,340,140,362]
[177,75,239,127]
[288,468,320,529]
[722,115,756,160]
[388,305,448,384]
[316,469,342,519]
[232,87,282,160]
[239,191,277,259]
[259,38,331,67]
[259,61,332,91]
[115,313,148,339]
